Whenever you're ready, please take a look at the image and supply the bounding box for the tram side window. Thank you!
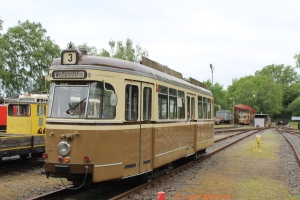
[203,97,207,119]
[187,96,190,120]
[158,85,168,119]
[88,82,116,119]
[169,88,177,119]
[178,90,185,119]
[8,104,30,116]
[191,97,195,119]
[143,87,152,120]
[37,105,46,116]
[198,96,203,118]
[125,85,138,121]
[207,99,211,119]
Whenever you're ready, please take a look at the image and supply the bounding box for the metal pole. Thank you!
[209,64,215,89]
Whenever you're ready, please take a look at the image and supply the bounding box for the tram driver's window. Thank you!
[8,104,30,116]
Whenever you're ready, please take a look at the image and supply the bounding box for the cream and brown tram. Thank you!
[43,49,214,184]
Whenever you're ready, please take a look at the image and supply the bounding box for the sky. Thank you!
[1,0,300,89]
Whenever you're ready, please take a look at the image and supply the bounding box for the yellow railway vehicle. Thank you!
[43,48,214,185]
[0,94,48,159]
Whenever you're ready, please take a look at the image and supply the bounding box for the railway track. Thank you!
[0,157,44,173]
[276,128,300,167]
[29,127,269,200]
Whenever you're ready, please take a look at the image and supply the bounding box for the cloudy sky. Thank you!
[1,0,300,89]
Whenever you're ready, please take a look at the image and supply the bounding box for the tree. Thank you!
[255,76,283,116]
[0,20,60,97]
[283,82,300,108]
[204,80,228,111]
[100,38,148,62]
[0,17,3,33]
[287,96,300,116]
[255,64,299,89]
[68,39,148,63]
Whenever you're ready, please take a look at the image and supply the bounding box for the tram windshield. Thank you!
[50,81,116,119]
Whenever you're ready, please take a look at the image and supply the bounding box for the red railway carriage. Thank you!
[43,48,214,185]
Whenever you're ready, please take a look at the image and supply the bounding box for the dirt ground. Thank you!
[0,129,299,200]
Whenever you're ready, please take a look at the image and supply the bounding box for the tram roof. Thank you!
[51,55,212,96]
[234,104,257,113]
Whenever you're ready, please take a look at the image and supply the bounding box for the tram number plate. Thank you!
[55,165,70,172]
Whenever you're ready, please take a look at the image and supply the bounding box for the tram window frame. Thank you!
[191,97,195,119]
[143,87,152,120]
[8,104,30,116]
[169,88,177,119]
[187,96,190,120]
[177,90,185,119]
[203,97,207,119]
[125,85,139,121]
[158,85,168,119]
[207,99,212,119]
[198,96,203,118]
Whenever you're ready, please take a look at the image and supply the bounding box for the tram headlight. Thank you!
[57,141,71,156]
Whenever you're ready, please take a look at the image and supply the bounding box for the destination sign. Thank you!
[52,70,87,79]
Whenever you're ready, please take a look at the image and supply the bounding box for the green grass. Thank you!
[236,177,299,200]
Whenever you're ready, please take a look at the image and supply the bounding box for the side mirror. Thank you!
[110,94,118,106]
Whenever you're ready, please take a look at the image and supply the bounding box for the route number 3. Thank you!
[62,52,77,65]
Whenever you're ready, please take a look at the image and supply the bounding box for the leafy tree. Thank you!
[287,96,300,116]
[255,76,283,116]
[67,39,148,63]
[0,17,3,33]
[294,53,300,68]
[255,64,299,89]
[204,80,228,111]
[283,82,300,108]
[0,20,60,97]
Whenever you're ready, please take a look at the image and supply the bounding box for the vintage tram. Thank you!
[0,93,48,159]
[42,48,214,184]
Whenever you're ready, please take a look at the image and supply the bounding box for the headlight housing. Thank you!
[57,141,71,156]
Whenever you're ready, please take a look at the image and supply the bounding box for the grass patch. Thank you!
[236,177,299,200]
[228,131,281,160]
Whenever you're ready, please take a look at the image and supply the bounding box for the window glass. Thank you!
[207,99,211,119]
[50,81,116,119]
[178,90,185,119]
[88,82,116,119]
[187,96,190,120]
[158,85,168,119]
[37,105,46,116]
[203,97,207,119]
[143,87,152,120]
[191,97,195,119]
[125,85,139,121]
[198,96,203,118]
[8,104,30,116]
[169,88,177,119]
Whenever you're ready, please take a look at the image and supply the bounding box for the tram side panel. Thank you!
[153,123,190,168]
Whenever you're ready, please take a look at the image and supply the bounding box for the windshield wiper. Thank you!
[65,98,86,114]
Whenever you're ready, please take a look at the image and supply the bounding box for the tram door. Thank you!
[186,94,196,155]
[124,80,153,175]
